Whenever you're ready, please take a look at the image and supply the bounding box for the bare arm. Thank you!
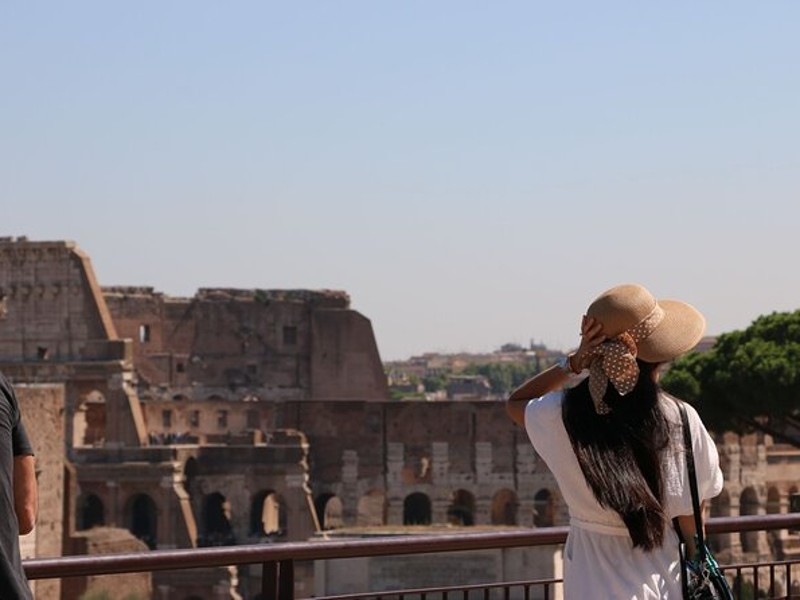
[676,501,707,558]
[505,317,605,428]
[506,365,571,427]
[14,454,37,535]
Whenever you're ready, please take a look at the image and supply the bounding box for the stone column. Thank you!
[431,442,449,484]
[159,475,174,549]
[386,443,404,524]
[106,480,120,527]
[341,450,359,524]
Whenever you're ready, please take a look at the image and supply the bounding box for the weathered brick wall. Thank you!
[310,309,390,400]
[16,383,66,600]
[281,399,559,528]
[63,528,151,600]
[0,239,117,361]
[104,286,388,401]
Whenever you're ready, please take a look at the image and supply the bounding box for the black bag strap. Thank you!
[675,398,708,559]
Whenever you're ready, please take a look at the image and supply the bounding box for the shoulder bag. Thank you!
[674,399,734,600]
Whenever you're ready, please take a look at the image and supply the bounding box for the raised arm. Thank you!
[505,316,604,428]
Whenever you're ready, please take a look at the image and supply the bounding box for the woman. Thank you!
[506,284,723,599]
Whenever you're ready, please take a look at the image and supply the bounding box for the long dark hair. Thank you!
[562,360,670,550]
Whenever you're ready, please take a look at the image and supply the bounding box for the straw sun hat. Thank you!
[586,283,706,364]
[583,284,705,413]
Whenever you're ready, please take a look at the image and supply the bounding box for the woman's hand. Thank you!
[507,315,606,427]
[570,316,605,372]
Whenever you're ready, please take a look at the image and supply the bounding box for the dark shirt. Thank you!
[0,373,34,599]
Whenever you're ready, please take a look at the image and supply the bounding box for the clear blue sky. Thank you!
[3,2,799,360]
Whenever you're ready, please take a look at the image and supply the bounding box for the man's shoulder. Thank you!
[0,372,16,416]
[0,372,12,398]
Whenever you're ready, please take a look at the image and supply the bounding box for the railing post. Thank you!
[263,560,278,600]
[278,559,294,600]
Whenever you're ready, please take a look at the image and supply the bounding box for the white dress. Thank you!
[524,390,724,600]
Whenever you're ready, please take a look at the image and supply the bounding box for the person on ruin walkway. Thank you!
[506,284,722,600]
[0,372,37,599]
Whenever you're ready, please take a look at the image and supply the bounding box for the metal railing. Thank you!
[24,513,800,599]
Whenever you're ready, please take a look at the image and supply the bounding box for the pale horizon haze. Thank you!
[3,2,799,361]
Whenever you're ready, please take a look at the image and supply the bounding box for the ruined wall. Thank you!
[73,437,317,547]
[282,400,563,530]
[0,238,117,361]
[104,286,388,402]
[17,383,65,600]
[63,528,151,600]
[310,310,390,401]
[0,238,145,448]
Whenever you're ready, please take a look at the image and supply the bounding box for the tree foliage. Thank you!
[463,362,540,395]
[662,310,800,439]
[422,374,448,392]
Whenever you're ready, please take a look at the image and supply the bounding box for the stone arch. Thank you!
[533,488,555,527]
[314,492,334,530]
[403,492,432,525]
[314,493,343,530]
[250,490,285,537]
[739,487,760,553]
[357,489,387,527]
[127,493,158,549]
[76,493,105,530]
[491,488,518,526]
[709,488,731,553]
[73,390,106,448]
[766,486,784,559]
[201,491,234,547]
[447,489,475,526]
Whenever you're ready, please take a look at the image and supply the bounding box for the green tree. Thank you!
[662,310,800,443]
[422,373,448,392]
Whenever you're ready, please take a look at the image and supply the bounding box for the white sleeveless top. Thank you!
[525,390,724,600]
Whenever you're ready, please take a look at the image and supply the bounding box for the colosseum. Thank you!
[0,237,797,599]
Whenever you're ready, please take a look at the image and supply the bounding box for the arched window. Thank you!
[533,489,555,527]
[447,489,475,526]
[790,486,799,517]
[403,493,432,525]
[740,487,760,553]
[314,493,343,530]
[324,496,343,529]
[491,489,518,526]
[77,494,105,530]
[709,489,731,553]
[202,492,234,547]
[73,391,106,447]
[250,491,285,537]
[766,487,784,558]
[129,493,158,549]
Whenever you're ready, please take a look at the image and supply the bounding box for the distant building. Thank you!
[445,374,491,400]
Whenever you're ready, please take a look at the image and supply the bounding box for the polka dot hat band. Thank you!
[588,304,665,414]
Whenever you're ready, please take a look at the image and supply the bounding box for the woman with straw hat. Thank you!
[506,283,723,599]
